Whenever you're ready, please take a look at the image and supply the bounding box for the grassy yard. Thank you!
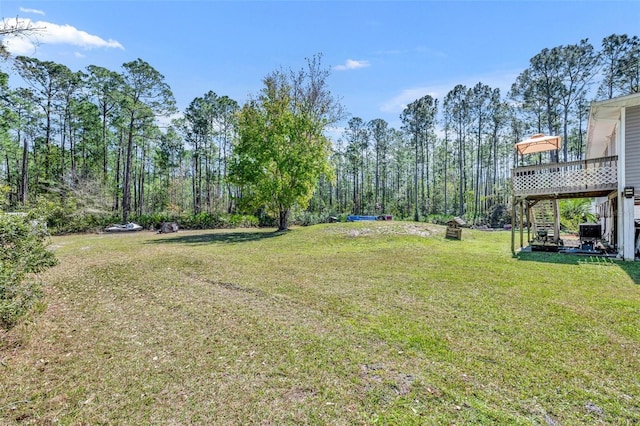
[1,222,639,424]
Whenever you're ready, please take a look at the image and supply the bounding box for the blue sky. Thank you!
[1,0,639,131]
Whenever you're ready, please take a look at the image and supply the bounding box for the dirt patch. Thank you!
[327,222,444,238]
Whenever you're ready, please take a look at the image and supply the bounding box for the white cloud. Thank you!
[2,37,36,55]
[19,7,45,16]
[1,18,124,55]
[334,59,370,71]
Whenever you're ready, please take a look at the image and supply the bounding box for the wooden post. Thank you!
[511,196,516,254]
[519,200,524,249]
[526,201,531,243]
[553,199,560,244]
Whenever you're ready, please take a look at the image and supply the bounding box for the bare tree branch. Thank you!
[0,17,44,58]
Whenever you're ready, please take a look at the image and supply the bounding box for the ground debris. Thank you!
[544,413,559,426]
[584,401,604,416]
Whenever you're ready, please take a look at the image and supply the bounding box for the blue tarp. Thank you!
[347,215,392,222]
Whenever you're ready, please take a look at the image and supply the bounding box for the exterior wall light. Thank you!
[624,186,635,198]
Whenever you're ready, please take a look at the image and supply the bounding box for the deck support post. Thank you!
[553,199,561,244]
[519,200,524,249]
[511,196,518,254]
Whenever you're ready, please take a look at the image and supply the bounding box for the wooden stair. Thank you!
[531,200,558,242]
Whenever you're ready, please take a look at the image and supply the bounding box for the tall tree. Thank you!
[344,117,368,214]
[118,58,175,222]
[444,85,470,216]
[154,125,184,212]
[401,94,438,220]
[511,47,565,163]
[56,69,84,183]
[213,95,239,213]
[368,118,389,211]
[555,40,599,162]
[86,65,123,184]
[5,87,40,206]
[230,55,344,231]
[487,88,507,205]
[598,34,640,99]
[468,82,491,222]
[184,94,214,214]
[13,57,72,181]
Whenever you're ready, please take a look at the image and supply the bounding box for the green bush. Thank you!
[29,196,112,234]
[124,212,260,231]
[425,214,455,225]
[0,213,57,329]
[291,210,333,226]
[227,214,259,228]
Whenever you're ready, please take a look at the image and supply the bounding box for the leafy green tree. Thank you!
[230,56,343,231]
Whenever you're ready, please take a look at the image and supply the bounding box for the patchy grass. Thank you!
[1,222,639,424]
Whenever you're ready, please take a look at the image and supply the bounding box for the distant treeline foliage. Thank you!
[0,34,638,230]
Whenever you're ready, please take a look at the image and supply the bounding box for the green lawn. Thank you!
[1,222,639,424]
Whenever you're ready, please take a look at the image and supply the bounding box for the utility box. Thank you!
[446,217,465,240]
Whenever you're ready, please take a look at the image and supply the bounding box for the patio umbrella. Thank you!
[514,133,562,155]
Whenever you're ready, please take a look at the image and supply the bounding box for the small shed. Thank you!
[445,217,465,240]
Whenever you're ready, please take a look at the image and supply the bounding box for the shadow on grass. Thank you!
[517,251,640,285]
[145,229,285,246]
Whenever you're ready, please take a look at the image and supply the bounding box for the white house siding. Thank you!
[625,105,640,194]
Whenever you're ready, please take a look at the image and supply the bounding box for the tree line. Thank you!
[0,34,638,231]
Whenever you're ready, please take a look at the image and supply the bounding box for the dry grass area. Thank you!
[1,222,639,424]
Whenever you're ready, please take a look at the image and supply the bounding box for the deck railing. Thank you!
[512,155,618,197]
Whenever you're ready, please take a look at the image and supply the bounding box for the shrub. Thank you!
[291,211,328,226]
[426,214,455,225]
[125,212,260,231]
[29,196,113,234]
[488,204,511,228]
[0,213,58,329]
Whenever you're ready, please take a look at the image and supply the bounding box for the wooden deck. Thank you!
[512,155,618,199]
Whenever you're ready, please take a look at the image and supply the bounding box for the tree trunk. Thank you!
[21,138,28,206]
[102,105,109,184]
[414,136,419,222]
[122,113,135,223]
[278,207,289,231]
